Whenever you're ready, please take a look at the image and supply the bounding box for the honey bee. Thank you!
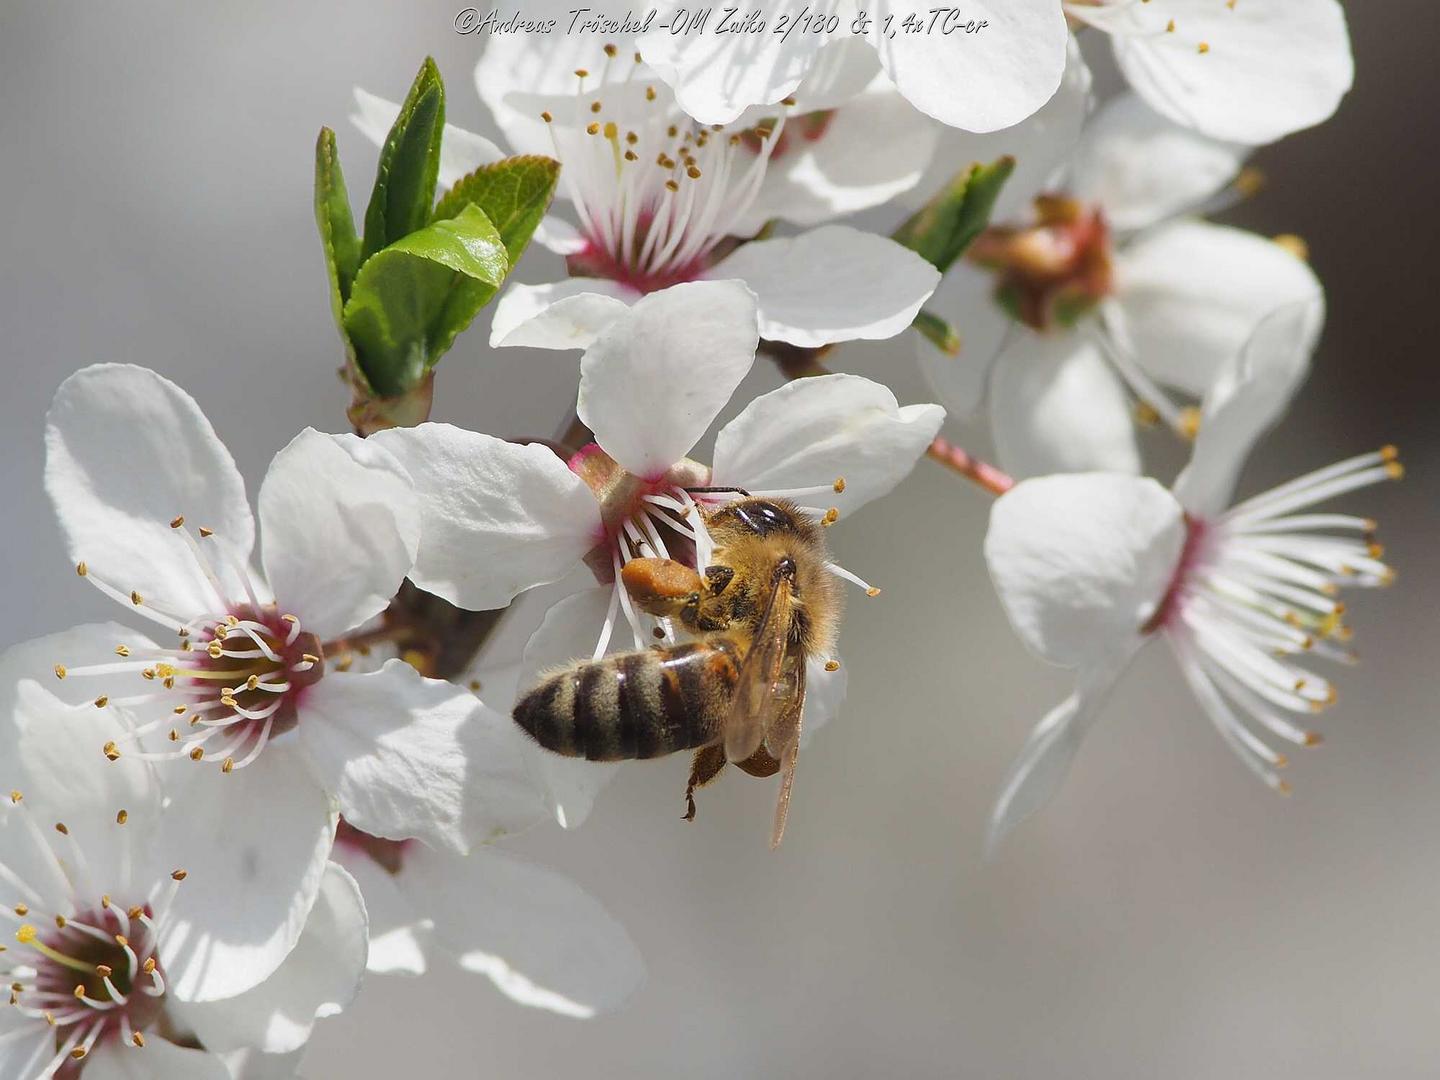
[513,496,841,848]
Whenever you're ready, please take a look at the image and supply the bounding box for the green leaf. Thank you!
[361,57,445,262]
[343,204,508,397]
[893,156,1015,274]
[314,127,361,333]
[432,154,561,265]
[912,309,962,356]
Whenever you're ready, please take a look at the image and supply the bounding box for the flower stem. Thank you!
[926,436,1013,496]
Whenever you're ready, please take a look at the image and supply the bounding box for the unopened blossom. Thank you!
[40,364,537,995]
[917,92,1320,479]
[0,655,366,1078]
[635,0,1068,133]
[356,39,940,352]
[982,304,1401,850]
[1065,0,1352,144]
[364,281,939,824]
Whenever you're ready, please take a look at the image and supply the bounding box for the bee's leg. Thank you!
[684,744,727,821]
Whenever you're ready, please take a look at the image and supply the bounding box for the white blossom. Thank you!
[983,303,1401,851]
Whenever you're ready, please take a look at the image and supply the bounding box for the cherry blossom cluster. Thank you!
[0,2,1396,1074]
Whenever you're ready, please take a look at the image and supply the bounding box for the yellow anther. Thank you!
[468,679,482,691]
[103,742,120,762]
[586,122,600,135]
[833,477,846,493]
[168,730,179,742]
[189,747,204,761]
[207,641,224,658]
[1178,407,1202,440]
[687,166,702,179]
[222,757,235,774]
[590,99,602,113]
[9,791,21,804]
[1304,731,1323,747]
[1166,18,1175,31]
[604,42,617,56]
[114,935,128,948]
[172,704,187,715]
[1197,41,1210,53]
[132,1031,146,1047]
[198,526,214,538]
[115,644,130,657]
[1234,166,1265,199]
[95,963,110,977]
[1273,234,1309,261]
[574,68,589,78]
[645,86,656,101]
[1385,461,1405,481]
[246,674,260,691]
[76,562,87,577]
[169,515,185,529]
[171,869,188,882]
[540,110,553,123]
[821,508,840,527]
[15,925,36,944]
[94,695,108,709]
[54,822,68,836]
[54,665,67,680]
[142,956,156,972]
[824,660,841,672]
[865,587,882,598]
[116,809,128,825]
[604,121,618,139]
[130,591,143,606]
[1276,779,1293,796]
[15,905,29,917]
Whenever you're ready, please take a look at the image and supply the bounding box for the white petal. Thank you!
[158,746,337,1002]
[736,75,939,233]
[401,844,644,1018]
[786,34,882,112]
[985,659,1132,855]
[514,591,626,829]
[299,661,544,854]
[801,654,847,741]
[712,373,943,515]
[1070,93,1248,233]
[708,226,939,347]
[350,87,505,188]
[913,264,1015,417]
[903,37,1091,219]
[45,363,254,620]
[579,281,758,477]
[984,473,1184,668]
[475,33,607,156]
[869,0,1069,132]
[216,1049,305,1080]
[489,279,636,350]
[533,215,589,257]
[1105,0,1353,144]
[0,621,158,711]
[638,1,830,124]
[0,1026,59,1079]
[258,429,419,641]
[331,843,432,976]
[168,862,367,1055]
[84,1038,231,1080]
[12,684,162,891]
[368,424,600,611]
[1174,298,1322,517]
[1114,222,1323,397]
[988,333,1140,480]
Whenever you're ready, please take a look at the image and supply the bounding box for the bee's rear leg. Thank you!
[684,744,727,821]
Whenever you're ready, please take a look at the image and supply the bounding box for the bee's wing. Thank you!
[769,657,806,850]
[721,573,793,764]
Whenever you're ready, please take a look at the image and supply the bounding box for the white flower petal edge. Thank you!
[257,428,420,642]
[84,1037,233,1080]
[298,659,539,855]
[913,264,1015,418]
[711,373,944,516]
[1173,299,1323,518]
[1070,92,1249,234]
[332,843,433,977]
[988,335,1142,481]
[984,659,1133,855]
[368,424,600,611]
[168,862,368,1055]
[403,844,645,1018]
[45,363,255,618]
[706,226,939,348]
[350,87,505,188]
[986,474,1185,670]
[867,0,1068,133]
[157,748,339,1002]
[1098,0,1353,145]
[578,280,759,477]
[489,278,636,350]
[1114,223,1323,400]
[735,73,940,233]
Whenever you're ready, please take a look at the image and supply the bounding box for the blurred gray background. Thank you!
[2,2,1436,1077]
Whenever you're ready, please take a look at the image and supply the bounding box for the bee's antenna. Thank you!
[684,486,751,496]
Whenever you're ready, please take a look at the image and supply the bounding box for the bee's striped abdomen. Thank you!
[514,639,742,761]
